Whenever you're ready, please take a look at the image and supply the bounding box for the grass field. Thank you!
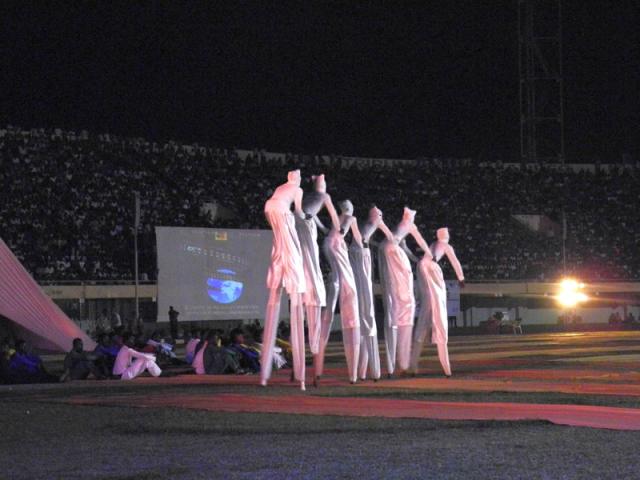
[2,331,640,479]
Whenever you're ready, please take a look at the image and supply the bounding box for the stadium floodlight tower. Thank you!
[518,0,565,164]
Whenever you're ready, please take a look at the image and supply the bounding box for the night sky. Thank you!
[1,1,638,162]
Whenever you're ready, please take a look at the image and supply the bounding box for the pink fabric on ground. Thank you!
[67,393,640,431]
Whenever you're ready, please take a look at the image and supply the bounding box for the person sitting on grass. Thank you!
[227,328,260,373]
[60,338,106,382]
[93,333,120,373]
[191,329,211,374]
[6,339,57,384]
[112,333,162,380]
[204,331,243,375]
[143,331,179,364]
[184,329,201,364]
[0,336,16,384]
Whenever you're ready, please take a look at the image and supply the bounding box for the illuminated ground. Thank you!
[2,331,640,479]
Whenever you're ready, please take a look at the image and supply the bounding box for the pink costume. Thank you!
[113,345,162,380]
[260,170,307,390]
[192,341,208,374]
[411,227,464,376]
[185,337,200,364]
[378,207,432,374]
[349,206,394,381]
[317,200,361,383]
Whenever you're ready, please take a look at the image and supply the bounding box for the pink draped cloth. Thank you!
[264,205,306,295]
[0,237,95,351]
[382,240,415,327]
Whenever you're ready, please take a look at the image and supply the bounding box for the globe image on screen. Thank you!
[207,269,243,304]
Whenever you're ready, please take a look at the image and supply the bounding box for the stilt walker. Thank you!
[295,174,340,384]
[349,206,394,381]
[411,227,465,376]
[317,200,362,383]
[379,207,432,375]
[377,240,396,376]
[260,169,308,391]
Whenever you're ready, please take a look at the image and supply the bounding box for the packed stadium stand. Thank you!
[1,126,638,282]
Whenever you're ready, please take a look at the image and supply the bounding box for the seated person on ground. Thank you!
[60,338,106,381]
[191,330,211,374]
[6,339,57,384]
[227,328,260,373]
[113,333,162,380]
[93,333,120,373]
[203,331,243,375]
[184,329,201,364]
[0,336,16,383]
[143,331,179,363]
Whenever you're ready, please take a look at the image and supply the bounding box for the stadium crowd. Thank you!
[1,125,639,282]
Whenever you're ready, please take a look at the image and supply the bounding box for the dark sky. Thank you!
[1,1,638,161]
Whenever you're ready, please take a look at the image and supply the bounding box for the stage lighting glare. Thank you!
[556,278,588,307]
[557,291,588,307]
[560,278,578,291]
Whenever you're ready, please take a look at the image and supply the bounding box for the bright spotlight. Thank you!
[556,278,588,308]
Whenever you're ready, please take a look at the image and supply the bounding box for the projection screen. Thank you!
[156,227,272,322]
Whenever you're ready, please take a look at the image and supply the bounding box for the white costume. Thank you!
[295,174,340,359]
[113,345,162,380]
[411,227,464,376]
[378,207,432,375]
[260,170,308,390]
[349,206,394,380]
[317,200,361,383]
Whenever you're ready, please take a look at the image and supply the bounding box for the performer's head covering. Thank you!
[339,199,354,215]
[287,169,301,185]
[437,227,450,243]
[403,206,417,222]
[368,205,383,223]
[312,174,326,192]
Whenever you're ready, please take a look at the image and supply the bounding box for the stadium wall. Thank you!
[40,281,640,329]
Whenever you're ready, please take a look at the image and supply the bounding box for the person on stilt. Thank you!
[349,206,394,381]
[317,200,362,383]
[260,169,308,391]
[411,227,464,377]
[295,174,340,386]
[378,207,432,377]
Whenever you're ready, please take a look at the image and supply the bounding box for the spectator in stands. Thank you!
[2,125,640,284]
[110,310,122,331]
[96,309,109,334]
[60,338,105,381]
[112,333,162,380]
[608,311,622,325]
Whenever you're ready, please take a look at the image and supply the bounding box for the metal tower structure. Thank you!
[518,0,565,163]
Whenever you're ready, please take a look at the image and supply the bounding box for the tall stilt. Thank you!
[289,294,306,390]
[437,343,452,376]
[260,288,282,386]
[342,327,360,383]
